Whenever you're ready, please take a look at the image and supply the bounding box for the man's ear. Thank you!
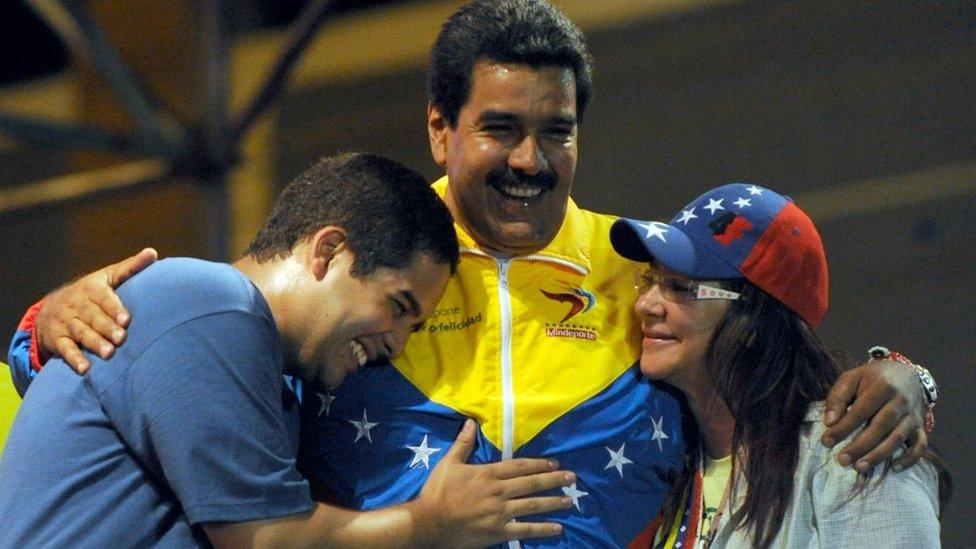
[308,226,347,280]
[427,102,449,168]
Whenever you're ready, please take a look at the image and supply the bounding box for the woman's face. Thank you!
[633,266,733,394]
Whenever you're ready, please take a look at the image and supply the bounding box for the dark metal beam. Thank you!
[230,0,336,142]
[199,0,232,260]
[201,0,231,165]
[26,0,185,155]
[0,112,164,156]
[0,158,170,214]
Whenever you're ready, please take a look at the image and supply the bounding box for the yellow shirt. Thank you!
[654,452,733,548]
[701,454,732,537]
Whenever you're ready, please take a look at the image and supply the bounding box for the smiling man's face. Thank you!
[429,60,579,255]
[296,249,450,392]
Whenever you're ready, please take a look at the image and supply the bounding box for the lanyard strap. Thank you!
[698,452,736,549]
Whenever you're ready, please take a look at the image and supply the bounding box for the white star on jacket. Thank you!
[733,197,752,209]
[651,416,669,452]
[676,208,698,225]
[562,482,589,511]
[604,443,634,477]
[406,434,441,469]
[746,185,763,195]
[704,198,725,214]
[317,393,336,417]
[638,221,669,242]
[349,409,378,443]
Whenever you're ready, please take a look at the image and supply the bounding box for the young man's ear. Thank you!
[427,102,449,168]
[308,226,347,280]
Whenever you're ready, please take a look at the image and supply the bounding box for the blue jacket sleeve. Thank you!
[7,301,44,397]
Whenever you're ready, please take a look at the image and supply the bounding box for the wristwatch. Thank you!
[868,345,938,407]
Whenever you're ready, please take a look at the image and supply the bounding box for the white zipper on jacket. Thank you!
[486,250,586,549]
[496,258,516,461]
[497,257,522,549]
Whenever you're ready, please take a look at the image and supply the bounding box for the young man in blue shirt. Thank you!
[0,153,573,548]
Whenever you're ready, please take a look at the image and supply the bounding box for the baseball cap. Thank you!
[610,183,828,327]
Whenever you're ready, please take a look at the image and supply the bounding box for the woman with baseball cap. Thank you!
[610,183,947,548]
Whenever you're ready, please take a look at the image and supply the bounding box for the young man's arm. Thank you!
[204,420,570,548]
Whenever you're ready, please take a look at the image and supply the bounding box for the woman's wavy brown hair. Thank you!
[703,281,951,548]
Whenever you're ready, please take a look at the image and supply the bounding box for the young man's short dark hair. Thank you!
[245,152,459,275]
[428,0,594,127]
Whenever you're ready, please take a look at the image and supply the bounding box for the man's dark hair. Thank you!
[245,152,459,275]
[428,0,593,127]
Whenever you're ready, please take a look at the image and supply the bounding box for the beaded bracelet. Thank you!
[868,346,937,433]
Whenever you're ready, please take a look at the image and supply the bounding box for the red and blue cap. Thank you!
[610,183,829,327]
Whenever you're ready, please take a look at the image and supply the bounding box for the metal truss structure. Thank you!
[0,0,338,255]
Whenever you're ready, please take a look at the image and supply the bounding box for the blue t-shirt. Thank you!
[0,258,313,547]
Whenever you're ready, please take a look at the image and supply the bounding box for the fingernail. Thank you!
[561,496,572,505]
[117,313,129,325]
[824,410,836,425]
[837,453,852,466]
[100,344,113,357]
[821,436,835,447]
[564,472,576,484]
[893,463,905,473]
[855,460,871,473]
[548,459,559,470]
[112,329,125,343]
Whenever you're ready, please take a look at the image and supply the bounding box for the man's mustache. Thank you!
[486,166,557,191]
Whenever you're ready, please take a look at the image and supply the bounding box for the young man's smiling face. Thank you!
[293,245,450,392]
[429,60,579,255]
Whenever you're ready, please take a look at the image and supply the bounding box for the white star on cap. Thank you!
[676,208,698,225]
[406,434,441,469]
[349,409,378,443]
[562,482,589,511]
[604,443,634,478]
[704,198,725,214]
[317,393,336,417]
[651,415,669,452]
[637,221,669,242]
[733,197,752,209]
[746,185,763,195]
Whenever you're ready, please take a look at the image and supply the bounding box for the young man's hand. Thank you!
[822,359,927,472]
[36,248,157,373]
[410,419,573,546]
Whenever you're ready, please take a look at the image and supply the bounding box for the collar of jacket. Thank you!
[431,176,593,274]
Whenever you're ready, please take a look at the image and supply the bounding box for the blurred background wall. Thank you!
[1,0,973,544]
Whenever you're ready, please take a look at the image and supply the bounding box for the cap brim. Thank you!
[610,218,741,279]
